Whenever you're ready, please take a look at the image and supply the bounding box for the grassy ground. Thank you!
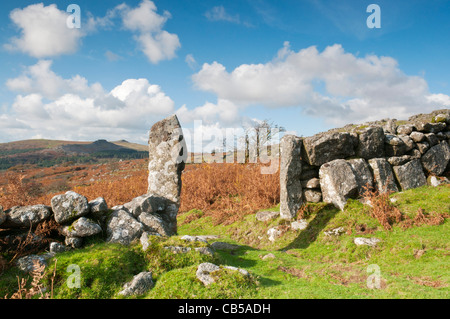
[1,185,449,299]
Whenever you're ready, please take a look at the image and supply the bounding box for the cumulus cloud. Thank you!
[176,99,240,126]
[192,42,449,126]
[4,60,175,141]
[4,3,84,58]
[118,0,180,64]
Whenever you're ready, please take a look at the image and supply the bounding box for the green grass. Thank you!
[1,185,449,299]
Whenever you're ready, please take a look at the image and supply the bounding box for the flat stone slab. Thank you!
[354,237,381,247]
[255,210,279,222]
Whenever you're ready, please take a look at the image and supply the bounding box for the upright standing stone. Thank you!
[147,115,187,234]
[279,135,303,220]
[368,158,399,193]
[347,158,374,196]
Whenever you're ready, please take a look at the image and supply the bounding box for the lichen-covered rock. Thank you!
[385,134,408,156]
[118,272,154,297]
[60,217,102,238]
[106,208,144,245]
[196,262,220,286]
[424,133,439,147]
[3,205,52,228]
[49,242,67,254]
[416,142,430,154]
[396,124,414,135]
[137,212,172,236]
[291,219,308,230]
[415,121,446,133]
[368,158,399,193]
[123,194,166,218]
[304,189,322,203]
[195,247,214,256]
[427,176,449,187]
[181,235,208,244]
[399,135,416,152]
[347,158,374,196]
[302,132,356,166]
[16,253,55,273]
[393,159,427,191]
[354,237,381,247]
[196,263,249,286]
[387,155,412,166]
[319,159,358,210]
[267,227,283,242]
[139,231,161,251]
[301,178,320,189]
[279,135,303,220]
[410,131,425,143]
[324,227,345,237]
[434,113,450,123]
[65,236,83,249]
[383,119,397,134]
[147,114,186,234]
[164,246,192,254]
[356,126,385,159]
[51,191,89,224]
[421,141,450,175]
[255,210,279,222]
[88,197,108,218]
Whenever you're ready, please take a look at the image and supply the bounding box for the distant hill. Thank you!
[0,139,148,170]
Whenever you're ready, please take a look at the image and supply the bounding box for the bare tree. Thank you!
[243,119,286,162]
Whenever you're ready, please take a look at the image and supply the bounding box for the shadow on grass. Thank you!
[280,206,340,251]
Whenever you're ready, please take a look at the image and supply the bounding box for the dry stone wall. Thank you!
[0,114,187,259]
[280,109,450,219]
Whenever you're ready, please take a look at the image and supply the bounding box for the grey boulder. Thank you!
[51,191,89,224]
[106,208,144,245]
[60,217,102,238]
[302,132,356,166]
[393,159,427,191]
[319,159,358,210]
[3,205,52,228]
[421,141,450,176]
[118,272,154,297]
[368,158,399,193]
[356,126,385,159]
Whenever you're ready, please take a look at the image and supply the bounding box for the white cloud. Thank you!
[105,50,123,62]
[176,99,240,126]
[5,3,84,58]
[118,0,180,64]
[205,6,240,24]
[185,54,198,70]
[192,43,450,126]
[3,60,175,141]
[6,60,104,100]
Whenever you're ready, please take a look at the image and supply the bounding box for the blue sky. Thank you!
[0,0,449,151]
